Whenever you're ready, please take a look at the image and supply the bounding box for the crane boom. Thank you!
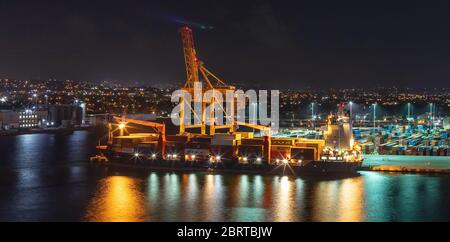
[113,116,165,132]
[112,115,166,157]
[237,121,271,135]
[179,27,199,89]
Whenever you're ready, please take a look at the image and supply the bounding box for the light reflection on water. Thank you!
[2,131,450,222]
[337,179,364,222]
[84,176,148,222]
[83,172,370,222]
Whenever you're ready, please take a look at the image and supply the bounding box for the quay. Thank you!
[362,155,450,174]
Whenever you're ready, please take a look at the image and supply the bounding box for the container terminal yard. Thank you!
[278,118,450,157]
[355,124,450,156]
[275,115,450,172]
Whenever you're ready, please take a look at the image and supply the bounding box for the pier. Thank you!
[363,155,450,173]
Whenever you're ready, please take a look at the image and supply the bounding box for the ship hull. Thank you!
[102,150,362,176]
[293,160,363,174]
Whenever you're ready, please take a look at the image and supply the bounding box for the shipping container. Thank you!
[212,133,241,140]
[237,145,264,163]
[291,147,316,162]
[166,135,189,142]
[136,146,159,158]
[432,147,439,156]
[241,138,264,146]
[424,147,431,156]
[417,147,425,156]
[271,138,294,146]
[211,139,236,146]
[439,148,446,156]
[235,132,254,139]
[165,141,185,158]
[184,142,211,161]
[210,145,236,160]
[270,145,291,161]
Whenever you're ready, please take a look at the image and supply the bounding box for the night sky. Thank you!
[1,0,450,89]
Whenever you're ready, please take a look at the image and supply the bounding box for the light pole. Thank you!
[407,102,411,120]
[429,103,433,129]
[372,103,378,155]
[33,93,38,107]
[310,102,316,129]
[372,103,377,129]
[349,101,353,118]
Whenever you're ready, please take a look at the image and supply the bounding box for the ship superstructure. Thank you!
[322,103,363,162]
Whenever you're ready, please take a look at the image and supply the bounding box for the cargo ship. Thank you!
[95,105,363,175]
[93,27,363,175]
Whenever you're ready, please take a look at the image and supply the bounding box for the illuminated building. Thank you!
[19,109,39,128]
[0,109,47,130]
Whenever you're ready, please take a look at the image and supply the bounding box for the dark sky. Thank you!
[1,0,450,89]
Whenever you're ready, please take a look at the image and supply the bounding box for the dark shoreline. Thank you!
[0,126,92,136]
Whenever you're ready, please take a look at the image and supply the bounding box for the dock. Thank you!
[362,154,450,174]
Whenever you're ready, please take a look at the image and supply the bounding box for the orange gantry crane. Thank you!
[178,26,272,160]
[179,26,236,135]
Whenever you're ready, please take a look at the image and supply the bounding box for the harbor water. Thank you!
[1,130,450,221]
